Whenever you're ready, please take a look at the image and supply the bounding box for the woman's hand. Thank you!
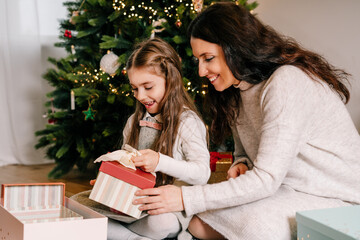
[133,185,184,215]
[227,162,248,179]
[132,149,159,172]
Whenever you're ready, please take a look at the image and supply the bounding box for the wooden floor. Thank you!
[0,163,93,197]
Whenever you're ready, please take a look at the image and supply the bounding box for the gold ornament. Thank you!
[192,0,203,13]
[70,10,79,24]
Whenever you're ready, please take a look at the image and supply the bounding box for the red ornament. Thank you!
[48,118,57,124]
[64,30,72,38]
[175,19,182,28]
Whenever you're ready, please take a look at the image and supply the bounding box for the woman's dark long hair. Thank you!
[188,2,350,144]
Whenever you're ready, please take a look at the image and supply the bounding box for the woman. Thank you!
[133,2,360,239]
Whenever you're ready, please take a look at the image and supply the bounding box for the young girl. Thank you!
[106,37,210,239]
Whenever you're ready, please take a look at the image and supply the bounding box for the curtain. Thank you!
[0,0,60,166]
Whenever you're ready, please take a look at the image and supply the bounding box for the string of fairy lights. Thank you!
[71,67,201,96]
[71,67,132,96]
[112,0,201,19]
[66,0,206,116]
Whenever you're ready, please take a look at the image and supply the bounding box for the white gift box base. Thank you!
[296,205,360,240]
[0,195,107,240]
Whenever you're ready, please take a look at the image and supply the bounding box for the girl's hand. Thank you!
[132,185,184,215]
[132,149,159,172]
[90,179,96,185]
[227,163,248,179]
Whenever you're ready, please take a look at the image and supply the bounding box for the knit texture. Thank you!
[182,65,360,239]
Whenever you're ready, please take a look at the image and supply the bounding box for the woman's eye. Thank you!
[145,87,153,90]
[132,88,138,92]
[205,56,214,62]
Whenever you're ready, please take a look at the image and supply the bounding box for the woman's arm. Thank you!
[231,126,253,170]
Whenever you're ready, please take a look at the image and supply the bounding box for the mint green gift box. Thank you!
[296,205,360,240]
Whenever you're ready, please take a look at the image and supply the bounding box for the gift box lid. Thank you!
[1,183,65,211]
[296,205,360,240]
[99,161,156,189]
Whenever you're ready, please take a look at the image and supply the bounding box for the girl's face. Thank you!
[190,37,240,91]
[128,67,166,114]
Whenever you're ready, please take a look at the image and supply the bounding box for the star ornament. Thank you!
[83,106,97,120]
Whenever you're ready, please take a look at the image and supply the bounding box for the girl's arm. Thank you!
[155,111,210,185]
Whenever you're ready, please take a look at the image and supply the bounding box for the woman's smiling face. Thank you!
[190,37,240,91]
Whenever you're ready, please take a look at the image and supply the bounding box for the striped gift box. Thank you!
[89,161,156,219]
[1,183,64,211]
[0,183,83,223]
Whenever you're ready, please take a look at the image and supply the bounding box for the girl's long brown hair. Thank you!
[125,38,202,186]
[188,2,350,144]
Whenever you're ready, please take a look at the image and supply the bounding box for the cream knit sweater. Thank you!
[181,65,360,239]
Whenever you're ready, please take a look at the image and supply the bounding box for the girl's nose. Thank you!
[135,89,145,101]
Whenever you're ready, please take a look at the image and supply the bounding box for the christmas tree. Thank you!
[35,0,258,178]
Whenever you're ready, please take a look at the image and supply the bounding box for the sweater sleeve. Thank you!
[155,111,211,185]
[182,66,317,216]
[231,126,253,169]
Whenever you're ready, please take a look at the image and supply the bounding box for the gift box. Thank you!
[296,205,360,240]
[89,161,156,219]
[0,182,107,240]
[208,152,233,184]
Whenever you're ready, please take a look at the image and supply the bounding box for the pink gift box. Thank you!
[0,183,107,240]
[89,161,156,219]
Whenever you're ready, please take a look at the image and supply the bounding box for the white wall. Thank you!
[254,0,360,132]
[0,0,67,166]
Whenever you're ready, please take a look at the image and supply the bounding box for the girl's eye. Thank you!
[132,88,138,92]
[205,56,214,62]
[145,86,153,90]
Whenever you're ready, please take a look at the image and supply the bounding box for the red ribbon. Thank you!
[139,120,162,130]
[210,152,233,172]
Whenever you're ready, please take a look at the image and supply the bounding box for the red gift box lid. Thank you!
[99,161,156,189]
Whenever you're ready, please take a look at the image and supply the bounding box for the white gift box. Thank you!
[0,183,107,240]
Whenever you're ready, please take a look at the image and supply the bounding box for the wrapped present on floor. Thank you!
[89,146,156,219]
[0,182,107,240]
[296,205,360,240]
[208,152,233,184]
